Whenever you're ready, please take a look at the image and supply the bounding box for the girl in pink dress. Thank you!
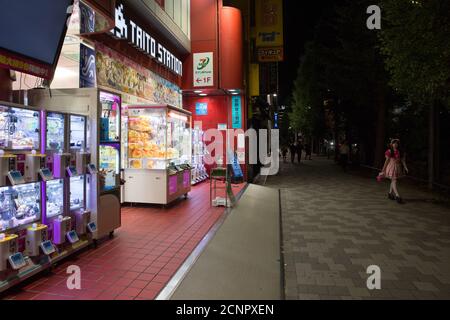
[380,139,409,204]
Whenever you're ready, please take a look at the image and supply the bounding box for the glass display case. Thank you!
[99,144,120,192]
[70,115,86,150]
[46,179,64,219]
[0,183,41,232]
[123,105,192,205]
[46,112,65,152]
[191,128,208,184]
[70,175,85,211]
[99,91,120,143]
[125,106,191,170]
[0,105,40,150]
[99,91,121,193]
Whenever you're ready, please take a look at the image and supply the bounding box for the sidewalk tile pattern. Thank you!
[266,158,450,300]
[1,182,244,300]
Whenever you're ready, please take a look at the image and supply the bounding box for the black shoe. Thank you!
[396,196,405,204]
[388,192,395,200]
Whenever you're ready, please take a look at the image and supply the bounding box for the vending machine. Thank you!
[28,88,121,240]
[69,114,92,235]
[0,103,48,266]
[41,111,72,246]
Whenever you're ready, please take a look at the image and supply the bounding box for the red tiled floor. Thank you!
[1,181,245,300]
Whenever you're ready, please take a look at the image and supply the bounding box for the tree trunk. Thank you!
[374,89,387,169]
[428,102,436,189]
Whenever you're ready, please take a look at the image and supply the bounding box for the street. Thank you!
[264,156,450,300]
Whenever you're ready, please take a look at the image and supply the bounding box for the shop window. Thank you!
[174,0,182,28]
[165,0,174,19]
[155,0,165,9]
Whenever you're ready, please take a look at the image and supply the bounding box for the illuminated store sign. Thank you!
[110,3,183,76]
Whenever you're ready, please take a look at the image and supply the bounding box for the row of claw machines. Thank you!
[0,88,122,292]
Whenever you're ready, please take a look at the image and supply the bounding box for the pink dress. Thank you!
[385,149,404,179]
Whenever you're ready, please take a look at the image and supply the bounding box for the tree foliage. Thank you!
[379,0,450,106]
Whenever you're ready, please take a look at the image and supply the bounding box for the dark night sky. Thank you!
[279,0,335,105]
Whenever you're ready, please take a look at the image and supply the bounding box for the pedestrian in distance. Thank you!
[304,142,312,160]
[339,140,350,171]
[281,145,288,163]
[379,139,409,204]
[289,142,297,164]
[296,140,303,164]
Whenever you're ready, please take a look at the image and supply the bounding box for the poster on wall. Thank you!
[95,43,182,107]
[232,96,242,129]
[79,44,96,88]
[195,102,208,116]
[80,1,95,34]
[193,52,214,87]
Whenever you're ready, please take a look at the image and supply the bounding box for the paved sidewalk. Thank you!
[264,157,450,300]
[171,184,280,300]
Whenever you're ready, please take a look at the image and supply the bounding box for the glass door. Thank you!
[70,175,85,211]
[99,91,120,143]
[46,179,64,219]
[99,144,120,192]
[70,115,86,150]
[46,112,66,152]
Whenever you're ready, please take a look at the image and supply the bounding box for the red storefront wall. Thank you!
[184,94,246,178]
[184,0,246,178]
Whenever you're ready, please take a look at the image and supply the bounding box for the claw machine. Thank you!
[69,114,91,236]
[0,102,45,279]
[123,105,192,205]
[97,91,122,237]
[42,110,74,246]
[27,88,122,240]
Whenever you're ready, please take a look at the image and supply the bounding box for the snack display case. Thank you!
[191,127,208,185]
[0,105,40,151]
[123,105,192,205]
[0,183,41,233]
[45,179,65,219]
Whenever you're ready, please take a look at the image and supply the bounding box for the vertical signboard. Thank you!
[255,0,284,62]
[79,44,96,88]
[255,0,284,47]
[193,52,214,87]
[231,96,242,129]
